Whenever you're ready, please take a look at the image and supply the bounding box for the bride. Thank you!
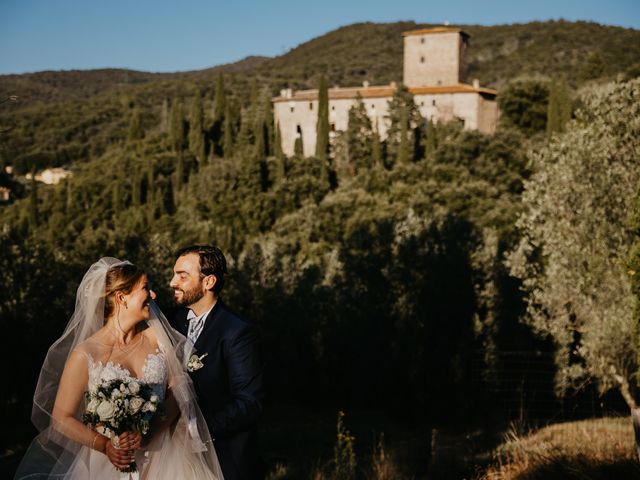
[15,257,224,479]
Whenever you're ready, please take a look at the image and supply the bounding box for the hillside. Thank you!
[2,20,638,104]
[0,19,638,175]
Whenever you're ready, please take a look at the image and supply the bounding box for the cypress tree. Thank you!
[236,109,251,155]
[316,75,330,161]
[199,133,208,166]
[396,106,410,165]
[157,177,175,215]
[65,179,73,215]
[426,118,437,155]
[112,181,122,214]
[254,123,266,160]
[346,95,373,172]
[294,136,304,157]
[262,92,274,156]
[274,122,284,162]
[128,108,144,142]
[223,104,234,158]
[213,74,225,123]
[146,159,155,200]
[189,92,205,163]
[160,98,169,133]
[236,80,259,152]
[386,85,421,165]
[558,78,572,130]
[547,77,572,137]
[170,100,187,152]
[132,172,142,206]
[28,172,38,230]
[371,123,382,167]
[274,123,286,181]
[175,153,185,188]
[546,79,560,137]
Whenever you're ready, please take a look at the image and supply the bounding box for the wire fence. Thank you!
[470,349,631,429]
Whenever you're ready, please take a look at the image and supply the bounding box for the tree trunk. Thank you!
[613,372,636,410]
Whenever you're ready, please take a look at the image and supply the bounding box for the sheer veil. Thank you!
[15,257,223,479]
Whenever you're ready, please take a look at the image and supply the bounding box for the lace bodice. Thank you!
[87,351,169,388]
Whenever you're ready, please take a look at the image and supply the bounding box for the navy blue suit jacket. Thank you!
[172,301,265,480]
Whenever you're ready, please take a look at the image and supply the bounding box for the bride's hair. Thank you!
[103,263,145,320]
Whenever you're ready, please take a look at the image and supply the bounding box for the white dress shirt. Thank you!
[186,303,215,345]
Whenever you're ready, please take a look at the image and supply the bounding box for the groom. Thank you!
[169,245,265,479]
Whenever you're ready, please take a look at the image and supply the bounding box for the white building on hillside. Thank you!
[273,27,499,157]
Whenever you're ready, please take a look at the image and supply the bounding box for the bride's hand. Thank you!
[104,439,135,469]
[118,431,142,450]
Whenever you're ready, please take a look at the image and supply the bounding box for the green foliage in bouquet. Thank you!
[82,378,161,473]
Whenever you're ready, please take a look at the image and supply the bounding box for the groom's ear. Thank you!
[202,274,217,293]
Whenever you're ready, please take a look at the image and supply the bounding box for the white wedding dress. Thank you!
[66,350,168,479]
[63,341,221,480]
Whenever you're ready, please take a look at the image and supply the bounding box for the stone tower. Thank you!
[402,27,469,87]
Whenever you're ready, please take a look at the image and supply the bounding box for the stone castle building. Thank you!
[273,27,499,157]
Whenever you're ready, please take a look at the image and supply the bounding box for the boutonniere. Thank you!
[187,352,208,372]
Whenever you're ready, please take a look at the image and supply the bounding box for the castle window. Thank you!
[420,37,425,44]
[331,106,335,111]
[437,80,442,86]
[290,106,295,113]
[432,100,436,106]
[296,125,302,135]
[420,101,424,107]
[420,56,425,63]
[309,102,313,110]
[371,104,375,110]
[330,123,336,132]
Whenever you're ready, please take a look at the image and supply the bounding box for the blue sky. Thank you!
[1,0,638,75]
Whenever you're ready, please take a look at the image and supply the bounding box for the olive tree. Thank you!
[508,79,640,407]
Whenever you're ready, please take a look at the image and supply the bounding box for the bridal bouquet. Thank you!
[82,379,161,473]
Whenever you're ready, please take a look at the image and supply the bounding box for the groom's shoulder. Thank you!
[215,301,255,333]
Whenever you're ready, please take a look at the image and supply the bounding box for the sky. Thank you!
[0,0,638,75]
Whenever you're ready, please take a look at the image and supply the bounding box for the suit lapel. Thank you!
[194,300,223,352]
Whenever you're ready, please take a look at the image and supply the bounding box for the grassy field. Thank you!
[479,417,640,480]
[5,409,637,479]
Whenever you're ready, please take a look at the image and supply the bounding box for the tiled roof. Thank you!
[411,84,497,96]
[402,27,470,38]
[273,83,496,102]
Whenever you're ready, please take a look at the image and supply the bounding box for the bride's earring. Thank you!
[124,302,128,309]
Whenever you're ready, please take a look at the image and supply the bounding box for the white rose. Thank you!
[128,381,140,395]
[150,394,158,403]
[86,398,100,413]
[142,401,155,413]
[129,397,144,413]
[111,389,122,400]
[119,383,126,392]
[96,400,116,421]
[89,384,98,395]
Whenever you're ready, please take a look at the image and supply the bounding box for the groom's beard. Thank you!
[175,285,205,307]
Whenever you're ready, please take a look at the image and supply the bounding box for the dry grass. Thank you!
[480,417,640,480]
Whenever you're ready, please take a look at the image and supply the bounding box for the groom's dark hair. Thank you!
[176,245,228,294]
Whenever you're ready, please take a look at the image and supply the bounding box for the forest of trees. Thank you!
[1,19,639,478]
